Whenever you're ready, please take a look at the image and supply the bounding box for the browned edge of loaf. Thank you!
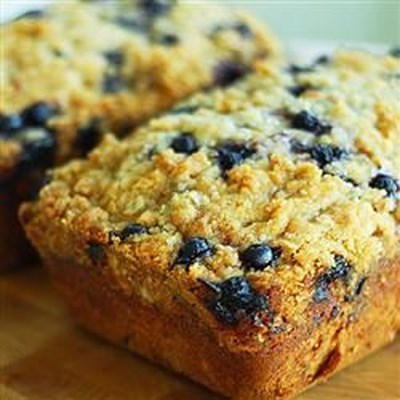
[0,190,36,270]
[40,252,399,400]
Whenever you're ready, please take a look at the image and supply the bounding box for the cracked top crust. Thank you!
[21,50,400,344]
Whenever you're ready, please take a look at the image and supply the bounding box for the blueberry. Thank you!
[313,255,351,303]
[102,74,125,94]
[14,10,44,21]
[354,277,367,296]
[308,144,347,167]
[104,50,125,67]
[76,118,103,156]
[175,237,213,267]
[171,105,199,115]
[287,64,314,75]
[0,114,24,136]
[157,33,180,46]
[314,55,330,65]
[110,223,149,242]
[292,111,332,136]
[288,85,312,97]
[234,22,253,38]
[388,47,400,58]
[115,15,146,31]
[239,244,281,271]
[206,277,269,325]
[369,173,399,198]
[171,133,199,155]
[88,242,105,264]
[22,102,56,127]
[213,61,248,87]
[216,142,255,174]
[18,128,56,169]
[139,0,174,17]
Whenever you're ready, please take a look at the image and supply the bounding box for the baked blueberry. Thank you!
[22,102,56,127]
[171,105,199,115]
[115,15,145,31]
[76,119,103,156]
[314,55,330,65]
[110,223,149,242]
[103,74,125,94]
[369,173,399,198]
[308,144,347,167]
[88,242,105,264]
[207,276,269,325]
[214,61,247,87]
[14,10,44,21]
[175,237,213,267]
[157,33,180,46]
[239,244,281,271]
[388,47,400,58]
[216,142,255,173]
[0,114,23,136]
[19,128,56,169]
[171,133,199,155]
[292,111,332,136]
[288,85,312,97]
[288,64,314,75]
[234,22,253,38]
[313,255,351,302]
[139,0,174,17]
[104,50,125,67]
[354,277,367,296]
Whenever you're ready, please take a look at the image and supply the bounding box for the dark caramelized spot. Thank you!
[292,111,332,136]
[216,142,255,174]
[206,277,269,326]
[369,173,399,198]
[214,61,248,87]
[240,244,281,271]
[171,133,199,155]
[76,118,103,156]
[313,255,351,302]
[22,102,56,127]
[175,237,213,267]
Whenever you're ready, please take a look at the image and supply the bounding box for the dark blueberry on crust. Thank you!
[14,10,45,21]
[171,105,200,115]
[308,144,347,167]
[354,277,367,296]
[18,128,56,170]
[88,242,105,264]
[115,15,145,31]
[313,255,351,302]
[175,237,213,267]
[330,305,340,319]
[369,173,399,198]
[102,74,125,94]
[110,223,149,242]
[234,22,253,38]
[288,85,312,97]
[104,50,125,67]
[240,244,281,271]
[157,33,180,46]
[139,0,175,17]
[22,102,56,127]
[388,47,400,58]
[206,277,269,326]
[216,142,255,174]
[314,55,330,65]
[292,111,332,136]
[288,64,314,75]
[0,114,24,136]
[76,118,103,156]
[214,61,248,87]
[171,133,199,155]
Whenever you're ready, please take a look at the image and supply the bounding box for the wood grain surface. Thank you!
[0,267,399,400]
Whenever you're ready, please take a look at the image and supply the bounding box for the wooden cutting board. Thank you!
[0,267,399,400]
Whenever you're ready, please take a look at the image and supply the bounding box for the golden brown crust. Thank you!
[0,0,279,267]
[40,251,399,399]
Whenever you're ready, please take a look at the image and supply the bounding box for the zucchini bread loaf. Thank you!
[21,50,399,399]
[0,0,279,268]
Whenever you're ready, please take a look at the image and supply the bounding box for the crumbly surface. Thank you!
[0,0,279,182]
[22,49,400,340]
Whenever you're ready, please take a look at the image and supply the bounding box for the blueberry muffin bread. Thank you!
[0,0,279,268]
[21,50,400,399]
